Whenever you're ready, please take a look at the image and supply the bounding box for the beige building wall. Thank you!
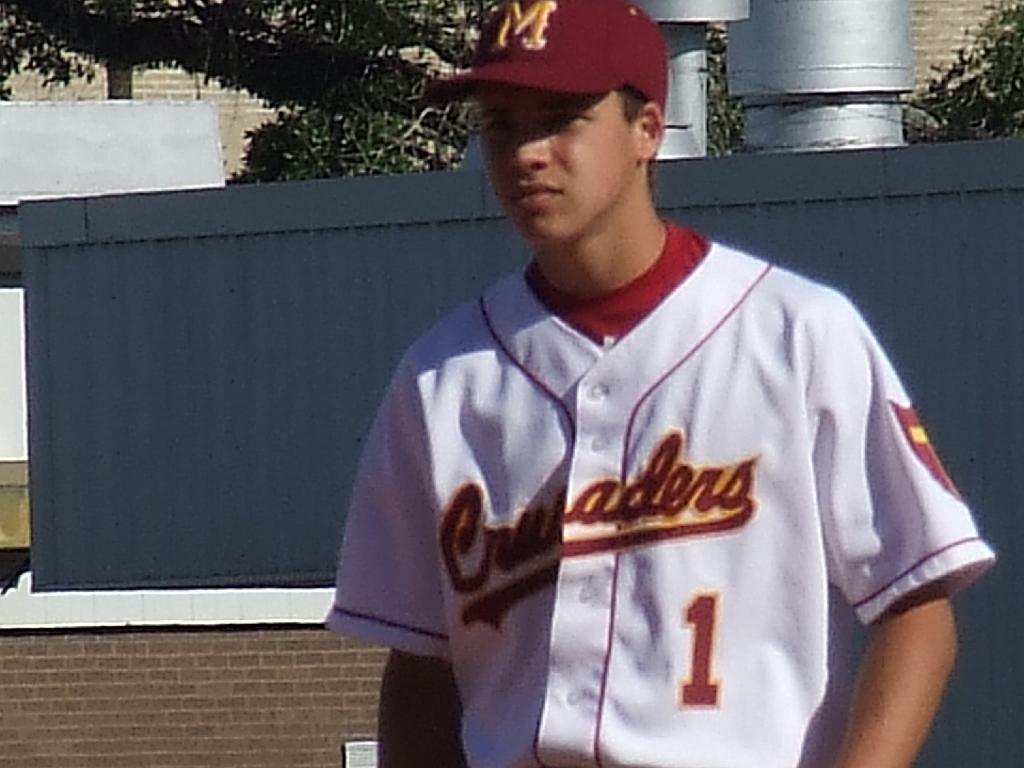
[9,66,274,177]
[911,0,996,89]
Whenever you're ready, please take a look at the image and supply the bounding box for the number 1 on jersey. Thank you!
[681,593,720,707]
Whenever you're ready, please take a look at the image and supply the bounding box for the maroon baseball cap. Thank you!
[425,0,668,109]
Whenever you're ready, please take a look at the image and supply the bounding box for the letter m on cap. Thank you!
[494,1,559,51]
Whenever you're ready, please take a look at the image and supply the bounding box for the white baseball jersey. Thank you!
[327,241,994,768]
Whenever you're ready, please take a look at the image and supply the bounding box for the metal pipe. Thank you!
[659,23,708,159]
[637,0,749,160]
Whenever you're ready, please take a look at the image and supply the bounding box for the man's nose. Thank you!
[511,130,551,170]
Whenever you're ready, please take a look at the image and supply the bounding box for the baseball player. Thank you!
[326,1,995,766]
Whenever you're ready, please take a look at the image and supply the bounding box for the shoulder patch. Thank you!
[891,402,961,500]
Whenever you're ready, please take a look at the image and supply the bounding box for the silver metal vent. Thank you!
[727,0,914,152]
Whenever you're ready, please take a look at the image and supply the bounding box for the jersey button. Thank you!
[587,383,609,401]
[591,437,607,452]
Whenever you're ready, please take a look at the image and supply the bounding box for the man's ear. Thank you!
[634,101,665,163]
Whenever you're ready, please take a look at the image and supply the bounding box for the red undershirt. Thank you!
[525,223,710,344]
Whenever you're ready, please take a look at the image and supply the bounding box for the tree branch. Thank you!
[5,0,379,106]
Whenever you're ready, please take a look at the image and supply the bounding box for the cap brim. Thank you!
[423,61,619,105]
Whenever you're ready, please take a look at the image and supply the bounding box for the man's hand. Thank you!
[378,649,469,768]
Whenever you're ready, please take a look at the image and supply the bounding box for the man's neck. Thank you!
[530,205,666,300]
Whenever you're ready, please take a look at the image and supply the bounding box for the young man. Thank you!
[327,1,995,766]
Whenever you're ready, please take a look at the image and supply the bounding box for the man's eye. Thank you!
[545,112,583,132]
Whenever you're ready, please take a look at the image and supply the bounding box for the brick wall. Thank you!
[911,0,995,89]
[0,626,388,768]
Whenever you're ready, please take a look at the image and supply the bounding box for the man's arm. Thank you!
[833,584,958,768]
[378,649,468,768]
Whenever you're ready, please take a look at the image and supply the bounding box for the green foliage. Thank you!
[237,69,473,180]
[913,1,1024,141]
[0,12,91,99]
[234,1,482,180]
[240,15,745,178]
[706,26,744,157]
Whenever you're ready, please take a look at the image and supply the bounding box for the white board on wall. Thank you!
[0,101,225,205]
[0,289,25,461]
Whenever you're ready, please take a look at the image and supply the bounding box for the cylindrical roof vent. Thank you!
[727,0,914,152]
[637,1,750,159]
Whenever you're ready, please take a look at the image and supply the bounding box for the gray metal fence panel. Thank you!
[23,192,527,589]
[19,138,1024,766]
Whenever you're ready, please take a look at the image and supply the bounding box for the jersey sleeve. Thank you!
[804,292,995,625]
[325,356,450,657]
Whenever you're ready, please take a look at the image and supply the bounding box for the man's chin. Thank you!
[509,214,576,248]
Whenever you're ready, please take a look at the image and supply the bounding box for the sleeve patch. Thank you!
[890,402,961,500]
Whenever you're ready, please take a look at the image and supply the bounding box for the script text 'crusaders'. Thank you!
[440,431,758,628]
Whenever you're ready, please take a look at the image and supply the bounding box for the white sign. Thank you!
[0,289,26,461]
[343,740,378,768]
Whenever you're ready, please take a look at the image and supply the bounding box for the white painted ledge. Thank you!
[0,572,332,629]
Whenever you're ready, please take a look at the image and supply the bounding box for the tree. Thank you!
[1,1,742,178]
[0,7,90,99]
[241,22,746,178]
[706,26,743,157]
[912,1,1024,141]
[1,0,481,177]
[229,1,483,179]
